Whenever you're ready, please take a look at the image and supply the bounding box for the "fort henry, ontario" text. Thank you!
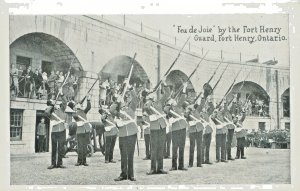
[176,25,287,44]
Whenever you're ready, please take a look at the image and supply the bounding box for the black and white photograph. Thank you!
[2,1,299,189]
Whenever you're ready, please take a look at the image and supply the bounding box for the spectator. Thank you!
[40,71,48,98]
[33,69,43,99]
[64,73,76,101]
[37,117,47,152]
[73,76,79,98]
[10,64,19,97]
[20,66,34,98]
[99,79,110,105]
[48,70,57,98]
[55,71,64,95]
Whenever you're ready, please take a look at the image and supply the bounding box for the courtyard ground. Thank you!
[10,141,290,185]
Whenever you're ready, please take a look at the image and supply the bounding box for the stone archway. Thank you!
[100,55,150,87]
[281,88,290,118]
[228,81,270,117]
[10,32,83,99]
[10,32,82,73]
[99,55,151,107]
[166,70,196,101]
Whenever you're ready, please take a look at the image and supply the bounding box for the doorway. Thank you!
[41,60,53,75]
[35,111,50,153]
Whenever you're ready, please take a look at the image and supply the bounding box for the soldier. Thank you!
[141,112,151,160]
[184,101,204,168]
[99,108,118,163]
[211,105,228,163]
[166,82,189,171]
[223,97,237,161]
[143,82,170,175]
[111,86,139,181]
[70,95,91,166]
[234,108,247,159]
[200,104,214,165]
[44,90,68,169]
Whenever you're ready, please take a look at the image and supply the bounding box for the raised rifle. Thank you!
[121,53,137,100]
[150,36,190,94]
[216,64,244,109]
[217,65,253,109]
[193,60,223,103]
[54,49,78,106]
[172,51,209,99]
[79,78,100,104]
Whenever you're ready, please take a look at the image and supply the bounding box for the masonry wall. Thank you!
[9,15,290,154]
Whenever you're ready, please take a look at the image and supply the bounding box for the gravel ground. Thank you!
[10,141,290,185]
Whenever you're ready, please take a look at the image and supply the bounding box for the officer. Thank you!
[234,108,247,159]
[141,112,151,160]
[143,82,170,175]
[166,82,189,171]
[44,91,68,169]
[112,86,139,181]
[71,95,91,166]
[99,108,118,163]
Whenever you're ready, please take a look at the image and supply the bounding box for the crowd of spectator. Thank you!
[244,98,269,117]
[10,65,79,101]
[245,129,290,148]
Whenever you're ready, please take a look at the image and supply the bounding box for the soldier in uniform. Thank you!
[143,82,170,175]
[71,95,91,166]
[112,86,139,181]
[141,112,151,160]
[200,104,214,165]
[223,98,237,161]
[211,105,228,163]
[184,101,204,168]
[234,108,247,159]
[99,108,118,163]
[44,89,68,169]
[191,91,214,166]
[166,83,189,171]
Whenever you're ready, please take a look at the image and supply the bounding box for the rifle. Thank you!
[150,36,190,93]
[121,53,137,100]
[211,63,230,91]
[206,60,223,86]
[54,49,78,105]
[173,51,209,99]
[200,63,230,108]
[192,60,223,104]
[216,64,244,109]
[217,64,252,109]
[79,78,100,104]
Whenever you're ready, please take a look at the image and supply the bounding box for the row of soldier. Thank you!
[44,75,248,182]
